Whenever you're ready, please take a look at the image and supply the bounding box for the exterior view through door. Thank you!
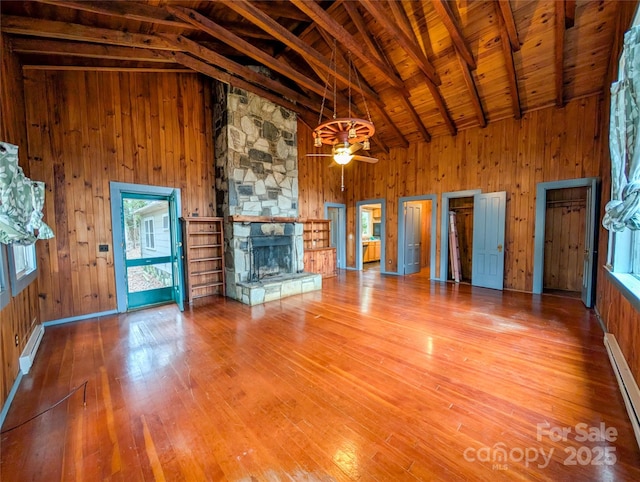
[110,181,184,313]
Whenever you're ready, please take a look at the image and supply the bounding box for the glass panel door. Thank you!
[123,195,174,309]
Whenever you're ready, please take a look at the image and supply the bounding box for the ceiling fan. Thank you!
[305,136,379,166]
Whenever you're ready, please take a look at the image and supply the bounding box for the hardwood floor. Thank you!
[2,270,639,481]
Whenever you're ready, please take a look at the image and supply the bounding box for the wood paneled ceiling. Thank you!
[0,0,629,149]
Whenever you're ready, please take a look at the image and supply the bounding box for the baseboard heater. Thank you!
[19,323,44,375]
[604,333,640,450]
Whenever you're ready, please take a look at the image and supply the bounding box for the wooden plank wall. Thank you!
[23,70,215,323]
[596,2,640,385]
[0,33,40,412]
[324,96,604,290]
[297,121,346,218]
[543,187,587,292]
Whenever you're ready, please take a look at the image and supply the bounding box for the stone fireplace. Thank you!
[213,80,321,305]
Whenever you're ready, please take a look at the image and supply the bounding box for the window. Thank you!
[361,210,372,238]
[632,231,640,281]
[0,245,10,310]
[143,218,155,249]
[7,243,38,296]
[162,214,169,231]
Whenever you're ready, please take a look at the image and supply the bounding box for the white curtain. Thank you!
[604,26,640,232]
[0,142,54,244]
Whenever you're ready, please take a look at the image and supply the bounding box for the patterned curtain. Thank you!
[0,142,54,244]
[603,26,640,231]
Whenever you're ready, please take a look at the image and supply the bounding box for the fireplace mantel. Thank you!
[229,215,299,223]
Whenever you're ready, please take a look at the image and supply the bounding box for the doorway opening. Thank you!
[448,197,474,283]
[324,202,346,269]
[110,182,184,313]
[399,197,435,277]
[533,177,599,307]
[355,199,386,272]
[543,187,588,298]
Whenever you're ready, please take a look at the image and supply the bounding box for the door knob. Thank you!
[497,244,503,253]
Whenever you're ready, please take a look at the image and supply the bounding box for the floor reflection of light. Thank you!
[360,287,373,313]
[425,336,434,356]
[332,440,359,478]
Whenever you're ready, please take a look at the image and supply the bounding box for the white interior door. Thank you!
[404,203,422,274]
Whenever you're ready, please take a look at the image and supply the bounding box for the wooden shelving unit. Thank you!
[302,219,336,278]
[181,217,225,302]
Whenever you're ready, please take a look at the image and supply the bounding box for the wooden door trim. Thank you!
[324,202,346,270]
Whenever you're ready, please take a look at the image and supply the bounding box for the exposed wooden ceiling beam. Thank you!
[496,14,521,119]
[387,0,416,42]
[218,0,381,104]
[496,0,520,52]
[0,16,176,51]
[166,6,331,103]
[457,56,486,127]
[168,35,321,114]
[370,103,409,149]
[555,1,565,107]
[33,0,193,29]
[358,0,440,86]
[342,2,383,65]
[22,65,190,73]
[251,1,313,22]
[565,0,577,29]
[10,37,173,63]
[431,0,476,69]
[365,1,455,136]
[159,50,315,126]
[290,0,405,91]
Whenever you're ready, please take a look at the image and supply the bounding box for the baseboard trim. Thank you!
[19,324,44,374]
[0,371,23,430]
[604,333,640,450]
[43,309,118,327]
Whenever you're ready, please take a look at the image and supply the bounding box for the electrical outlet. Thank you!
[14,334,19,347]
[99,244,109,252]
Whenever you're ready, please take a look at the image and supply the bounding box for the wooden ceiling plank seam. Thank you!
[498,22,522,120]
[217,0,381,104]
[166,6,331,103]
[161,50,315,126]
[565,0,577,29]
[370,102,410,148]
[431,0,476,69]
[496,0,520,52]
[555,1,565,107]
[33,0,194,29]
[9,37,175,63]
[384,1,416,53]
[289,0,405,90]
[398,95,431,143]
[0,15,177,51]
[167,35,322,113]
[457,56,487,128]
[342,2,384,66]
[358,0,440,86]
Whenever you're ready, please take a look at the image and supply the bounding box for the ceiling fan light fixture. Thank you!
[313,132,322,148]
[363,137,370,151]
[333,147,353,165]
[348,123,357,139]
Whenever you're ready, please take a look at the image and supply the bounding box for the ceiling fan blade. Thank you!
[348,143,363,154]
[328,160,337,167]
[352,155,379,164]
[305,153,332,157]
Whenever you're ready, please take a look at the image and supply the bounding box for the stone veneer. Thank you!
[213,81,321,304]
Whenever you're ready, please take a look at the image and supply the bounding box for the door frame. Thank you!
[398,194,437,277]
[355,198,386,272]
[439,189,481,281]
[110,181,182,313]
[532,177,599,305]
[324,202,347,269]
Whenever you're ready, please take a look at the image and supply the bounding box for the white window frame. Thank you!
[143,217,155,250]
[7,243,38,297]
[361,210,373,238]
[0,244,10,310]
